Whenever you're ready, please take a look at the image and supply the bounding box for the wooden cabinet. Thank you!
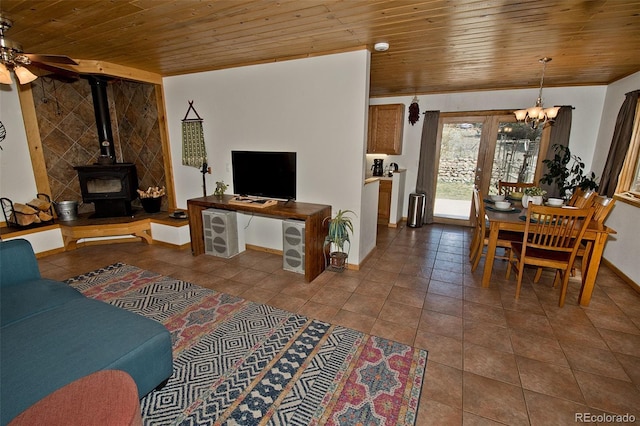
[378,180,392,224]
[367,104,405,155]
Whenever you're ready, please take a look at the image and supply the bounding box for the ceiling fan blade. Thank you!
[24,53,78,65]
[27,62,79,81]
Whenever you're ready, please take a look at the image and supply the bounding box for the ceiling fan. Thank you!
[0,14,79,85]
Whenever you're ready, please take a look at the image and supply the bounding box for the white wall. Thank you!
[370,86,608,216]
[162,51,371,263]
[360,180,379,261]
[0,85,38,202]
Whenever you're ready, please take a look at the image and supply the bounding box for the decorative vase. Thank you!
[140,197,162,213]
[522,195,543,207]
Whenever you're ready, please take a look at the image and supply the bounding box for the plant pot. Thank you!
[329,251,348,271]
[140,197,162,213]
[522,195,543,207]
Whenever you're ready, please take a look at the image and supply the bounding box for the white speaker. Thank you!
[202,208,240,258]
[283,219,305,274]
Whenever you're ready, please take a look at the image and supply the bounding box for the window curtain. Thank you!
[599,90,640,197]
[416,111,440,224]
[540,105,572,198]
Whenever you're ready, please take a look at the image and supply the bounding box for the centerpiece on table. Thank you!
[522,186,546,207]
[137,186,166,213]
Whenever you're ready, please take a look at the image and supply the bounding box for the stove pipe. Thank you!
[88,76,115,162]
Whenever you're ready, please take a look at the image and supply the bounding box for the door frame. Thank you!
[433,110,552,227]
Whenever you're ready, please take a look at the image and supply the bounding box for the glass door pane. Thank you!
[434,120,483,220]
[489,121,543,195]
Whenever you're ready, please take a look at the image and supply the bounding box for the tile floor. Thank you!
[37,223,640,425]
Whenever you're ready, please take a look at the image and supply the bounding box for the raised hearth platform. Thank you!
[1,210,189,250]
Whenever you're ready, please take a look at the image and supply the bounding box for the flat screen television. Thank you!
[231,151,297,200]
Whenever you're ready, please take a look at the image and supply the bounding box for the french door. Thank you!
[433,112,550,225]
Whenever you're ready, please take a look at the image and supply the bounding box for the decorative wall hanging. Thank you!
[408,95,420,125]
[181,101,210,196]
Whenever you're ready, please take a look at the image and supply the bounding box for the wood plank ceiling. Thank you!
[1,0,639,97]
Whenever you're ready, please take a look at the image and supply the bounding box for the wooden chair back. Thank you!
[498,180,536,196]
[522,205,594,254]
[470,187,486,261]
[509,204,594,306]
[472,186,484,231]
[568,188,597,208]
[591,196,616,223]
[470,186,523,272]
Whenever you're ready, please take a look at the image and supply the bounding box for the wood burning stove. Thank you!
[73,76,140,218]
[74,163,138,218]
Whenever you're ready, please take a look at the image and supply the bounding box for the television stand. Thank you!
[187,195,331,282]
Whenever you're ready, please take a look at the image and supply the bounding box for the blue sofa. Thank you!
[0,239,173,425]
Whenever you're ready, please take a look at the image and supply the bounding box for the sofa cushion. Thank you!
[1,298,173,425]
[1,279,84,327]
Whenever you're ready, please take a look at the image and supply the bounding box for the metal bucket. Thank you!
[54,201,79,221]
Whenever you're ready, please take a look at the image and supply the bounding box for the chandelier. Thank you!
[514,57,560,129]
[0,16,37,85]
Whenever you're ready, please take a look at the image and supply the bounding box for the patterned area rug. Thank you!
[66,263,427,425]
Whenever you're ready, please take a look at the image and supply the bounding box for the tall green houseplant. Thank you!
[324,209,355,271]
[541,144,598,199]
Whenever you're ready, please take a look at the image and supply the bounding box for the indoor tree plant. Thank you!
[323,209,355,271]
[541,144,598,200]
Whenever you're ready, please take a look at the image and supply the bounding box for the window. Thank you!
[615,98,640,204]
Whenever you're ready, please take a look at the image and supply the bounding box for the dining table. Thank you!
[481,200,616,306]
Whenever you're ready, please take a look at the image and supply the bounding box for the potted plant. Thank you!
[541,144,599,200]
[323,209,355,271]
[214,180,228,197]
[522,186,546,207]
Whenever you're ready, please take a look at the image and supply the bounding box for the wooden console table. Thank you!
[187,195,331,282]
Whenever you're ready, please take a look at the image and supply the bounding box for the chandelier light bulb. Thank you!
[0,62,12,84]
[14,65,37,84]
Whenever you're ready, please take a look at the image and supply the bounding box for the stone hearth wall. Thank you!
[32,77,166,214]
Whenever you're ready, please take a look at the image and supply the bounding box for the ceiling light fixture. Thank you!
[514,57,560,129]
[0,16,38,85]
[374,42,389,52]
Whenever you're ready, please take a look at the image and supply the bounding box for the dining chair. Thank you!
[567,187,597,208]
[470,187,522,272]
[533,194,613,283]
[498,180,535,196]
[506,204,594,307]
[576,196,616,275]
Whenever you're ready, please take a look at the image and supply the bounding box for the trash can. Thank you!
[407,193,426,228]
